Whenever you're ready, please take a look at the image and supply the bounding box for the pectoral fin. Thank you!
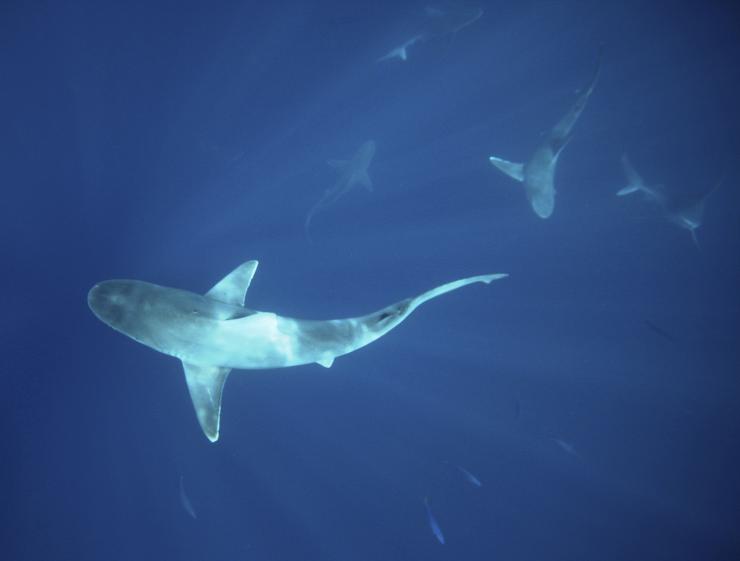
[182,362,231,442]
[488,156,524,182]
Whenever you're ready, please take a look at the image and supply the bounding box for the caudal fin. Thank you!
[408,273,508,313]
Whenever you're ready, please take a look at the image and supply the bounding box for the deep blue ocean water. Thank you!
[3,2,740,560]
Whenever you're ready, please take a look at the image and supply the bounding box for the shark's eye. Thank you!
[378,312,392,321]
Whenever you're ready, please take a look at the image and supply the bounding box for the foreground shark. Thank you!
[488,51,602,218]
[88,260,506,442]
[305,140,375,239]
[617,154,721,247]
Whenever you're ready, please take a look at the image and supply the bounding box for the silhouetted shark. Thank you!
[489,50,602,218]
[378,4,483,62]
[305,140,375,239]
[617,154,722,247]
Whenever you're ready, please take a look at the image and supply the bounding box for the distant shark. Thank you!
[488,51,602,218]
[377,4,483,63]
[88,260,507,442]
[617,154,721,247]
[305,140,375,239]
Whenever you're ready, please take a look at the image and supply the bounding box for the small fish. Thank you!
[423,497,445,544]
[179,476,197,519]
[552,438,580,459]
[454,464,482,487]
[643,320,677,343]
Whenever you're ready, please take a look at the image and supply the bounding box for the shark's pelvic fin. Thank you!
[182,362,231,442]
[488,156,525,182]
[206,260,259,306]
[316,356,335,368]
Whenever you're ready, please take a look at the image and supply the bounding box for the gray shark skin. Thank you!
[617,155,721,247]
[305,140,376,239]
[489,51,602,218]
[88,260,507,442]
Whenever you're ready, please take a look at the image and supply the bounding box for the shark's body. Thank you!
[88,260,506,442]
[489,52,602,218]
[305,140,375,238]
[377,5,483,63]
[423,497,446,545]
[617,155,720,247]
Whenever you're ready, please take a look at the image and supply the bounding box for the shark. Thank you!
[423,497,446,545]
[488,51,602,218]
[616,154,721,247]
[88,260,507,442]
[305,140,375,239]
[377,4,483,63]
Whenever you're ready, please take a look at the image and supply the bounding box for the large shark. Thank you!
[488,51,602,218]
[305,140,375,239]
[88,260,507,442]
[616,154,721,247]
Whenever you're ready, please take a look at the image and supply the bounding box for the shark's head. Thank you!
[531,191,555,219]
[87,280,194,349]
[88,280,144,333]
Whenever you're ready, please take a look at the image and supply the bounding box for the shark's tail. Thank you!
[408,273,508,314]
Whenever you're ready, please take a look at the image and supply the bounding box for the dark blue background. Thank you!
[3,1,739,559]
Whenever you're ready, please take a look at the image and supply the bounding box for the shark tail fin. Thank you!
[488,156,524,182]
[182,362,231,442]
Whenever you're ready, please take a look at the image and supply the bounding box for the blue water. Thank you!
[3,2,739,560]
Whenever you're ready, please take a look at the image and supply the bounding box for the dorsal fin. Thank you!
[182,362,231,442]
[205,260,258,306]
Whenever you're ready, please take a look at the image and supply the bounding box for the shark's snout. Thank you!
[87,280,133,327]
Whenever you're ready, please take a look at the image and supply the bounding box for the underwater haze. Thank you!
[2,1,740,560]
